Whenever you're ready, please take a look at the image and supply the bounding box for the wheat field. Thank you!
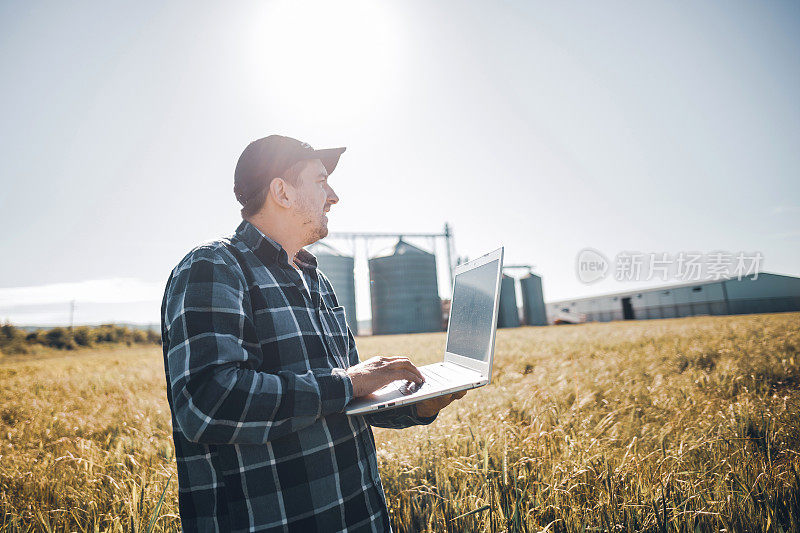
[1,313,799,531]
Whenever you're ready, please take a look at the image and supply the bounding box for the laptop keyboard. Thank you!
[396,365,467,396]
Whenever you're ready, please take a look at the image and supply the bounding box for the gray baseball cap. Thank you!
[234,135,346,206]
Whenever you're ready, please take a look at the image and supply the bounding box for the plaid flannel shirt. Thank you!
[161,220,437,533]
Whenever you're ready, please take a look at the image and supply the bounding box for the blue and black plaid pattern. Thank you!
[161,220,437,532]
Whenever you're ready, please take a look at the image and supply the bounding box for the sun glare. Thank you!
[248,0,404,121]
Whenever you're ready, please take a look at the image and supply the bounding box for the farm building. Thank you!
[546,272,800,323]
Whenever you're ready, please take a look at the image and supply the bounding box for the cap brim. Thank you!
[301,147,346,175]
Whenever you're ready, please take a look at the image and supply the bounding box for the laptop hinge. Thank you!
[441,360,483,376]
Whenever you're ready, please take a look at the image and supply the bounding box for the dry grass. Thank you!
[1,314,799,531]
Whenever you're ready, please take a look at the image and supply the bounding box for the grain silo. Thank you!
[520,273,547,326]
[307,241,358,335]
[497,274,520,328]
[369,239,441,335]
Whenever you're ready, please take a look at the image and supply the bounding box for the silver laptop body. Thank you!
[345,247,504,416]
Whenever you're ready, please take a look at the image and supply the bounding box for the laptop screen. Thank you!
[445,259,499,361]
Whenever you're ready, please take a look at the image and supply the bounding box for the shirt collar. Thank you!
[235,220,318,270]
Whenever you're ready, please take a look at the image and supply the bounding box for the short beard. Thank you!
[297,197,327,246]
[310,222,328,242]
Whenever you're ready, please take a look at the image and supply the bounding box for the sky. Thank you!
[1,0,799,326]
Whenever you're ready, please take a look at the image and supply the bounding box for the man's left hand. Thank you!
[415,390,468,418]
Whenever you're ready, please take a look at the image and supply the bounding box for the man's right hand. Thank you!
[346,356,425,398]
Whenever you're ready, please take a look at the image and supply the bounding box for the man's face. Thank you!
[290,159,339,245]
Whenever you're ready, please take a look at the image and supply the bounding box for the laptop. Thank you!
[345,247,504,416]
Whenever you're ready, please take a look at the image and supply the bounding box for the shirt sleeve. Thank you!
[163,245,353,445]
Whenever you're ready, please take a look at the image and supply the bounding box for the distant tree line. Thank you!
[0,323,161,355]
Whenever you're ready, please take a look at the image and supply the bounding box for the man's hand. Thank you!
[415,390,467,418]
[346,356,425,398]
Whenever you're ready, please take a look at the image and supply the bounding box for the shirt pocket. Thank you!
[321,305,351,367]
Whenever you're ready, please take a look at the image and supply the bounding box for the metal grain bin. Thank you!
[308,241,358,335]
[369,239,442,335]
[520,273,547,326]
[497,274,520,328]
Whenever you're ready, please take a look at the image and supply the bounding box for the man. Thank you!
[161,135,466,532]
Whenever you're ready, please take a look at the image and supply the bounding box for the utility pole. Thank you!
[443,222,454,291]
[69,300,76,331]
